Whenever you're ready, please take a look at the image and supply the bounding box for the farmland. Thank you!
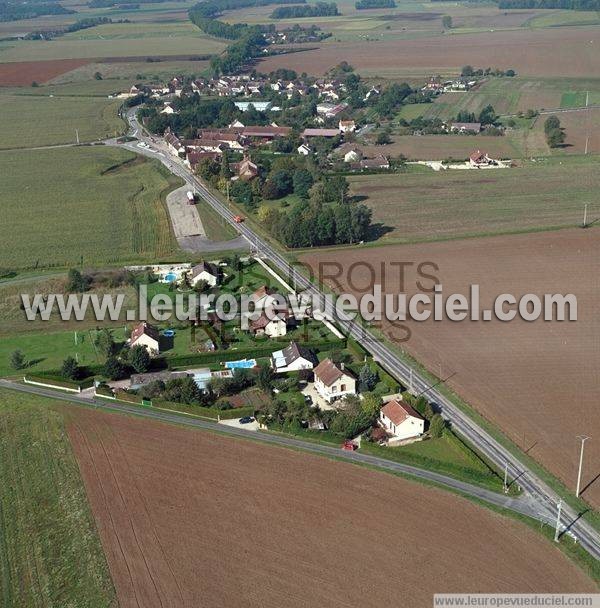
[0,21,226,62]
[0,146,182,269]
[258,26,600,78]
[66,405,595,607]
[0,58,90,86]
[349,155,597,242]
[301,227,600,508]
[0,389,116,606]
[0,92,125,148]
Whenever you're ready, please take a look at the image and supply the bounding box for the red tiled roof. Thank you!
[130,322,160,344]
[313,358,352,386]
[381,399,424,426]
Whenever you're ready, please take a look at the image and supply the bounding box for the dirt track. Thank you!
[67,407,595,607]
[302,228,600,507]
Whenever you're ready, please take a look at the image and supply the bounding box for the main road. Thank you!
[107,109,600,560]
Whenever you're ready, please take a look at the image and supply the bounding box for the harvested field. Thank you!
[349,155,597,241]
[67,406,595,607]
[544,108,600,155]
[0,58,89,86]
[301,228,600,507]
[258,27,600,77]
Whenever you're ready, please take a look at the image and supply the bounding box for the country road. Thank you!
[105,108,600,561]
[0,379,556,528]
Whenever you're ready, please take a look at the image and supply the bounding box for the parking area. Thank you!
[301,382,334,411]
[219,417,260,431]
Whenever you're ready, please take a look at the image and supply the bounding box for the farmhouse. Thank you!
[271,341,318,373]
[450,122,481,134]
[250,285,278,309]
[242,125,292,140]
[129,322,160,356]
[188,261,219,288]
[233,156,259,180]
[313,359,356,403]
[339,120,356,133]
[335,143,363,163]
[469,150,497,167]
[185,150,221,171]
[351,155,390,171]
[298,143,312,156]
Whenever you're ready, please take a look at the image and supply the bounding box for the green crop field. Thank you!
[0,92,125,149]
[0,146,183,270]
[351,155,598,243]
[0,389,116,606]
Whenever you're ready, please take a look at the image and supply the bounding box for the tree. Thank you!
[103,356,127,381]
[358,364,379,392]
[547,128,566,148]
[442,15,452,29]
[375,129,392,145]
[544,115,561,133]
[361,393,382,417]
[478,104,497,126]
[61,356,80,380]
[66,268,90,293]
[256,362,274,391]
[429,413,446,438]
[94,71,103,80]
[94,328,116,358]
[293,168,313,198]
[461,65,474,78]
[128,345,151,373]
[9,349,25,370]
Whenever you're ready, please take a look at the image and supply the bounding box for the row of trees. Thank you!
[356,0,396,8]
[270,1,338,17]
[456,104,498,126]
[498,0,600,9]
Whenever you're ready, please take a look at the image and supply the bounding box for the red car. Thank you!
[342,440,357,451]
[233,215,245,223]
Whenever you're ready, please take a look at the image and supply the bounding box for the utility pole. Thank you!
[582,203,588,228]
[576,435,590,498]
[554,500,562,542]
[503,462,509,494]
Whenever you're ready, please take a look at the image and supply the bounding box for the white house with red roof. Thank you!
[379,399,425,441]
[129,322,160,356]
[313,359,356,403]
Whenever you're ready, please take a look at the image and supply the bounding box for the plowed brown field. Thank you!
[67,408,595,607]
[258,27,600,77]
[302,228,600,507]
[0,59,89,85]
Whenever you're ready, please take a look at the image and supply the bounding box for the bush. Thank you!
[9,350,26,371]
[61,356,80,380]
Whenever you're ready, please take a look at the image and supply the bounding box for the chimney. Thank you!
[340,361,345,371]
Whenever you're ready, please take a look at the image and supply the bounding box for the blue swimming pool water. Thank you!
[163,329,175,338]
[164,272,177,282]
[225,359,257,369]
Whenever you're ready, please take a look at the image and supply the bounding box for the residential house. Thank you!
[325,103,349,118]
[234,100,272,112]
[233,156,259,180]
[335,142,363,163]
[339,120,356,133]
[450,122,481,134]
[379,399,425,441]
[250,285,278,309]
[313,359,356,403]
[297,143,312,156]
[188,261,219,288]
[129,322,160,356]
[160,104,176,115]
[185,150,221,171]
[250,311,291,338]
[271,341,318,373]
[242,125,292,141]
[164,128,185,157]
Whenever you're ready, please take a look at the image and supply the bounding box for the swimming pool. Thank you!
[163,329,175,338]
[225,358,257,369]
[164,272,177,283]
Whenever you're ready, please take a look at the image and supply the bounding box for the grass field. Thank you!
[0,146,183,269]
[351,155,597,242]
[0,21,226,62]
[0,389,116,606]
[0,92,125,148]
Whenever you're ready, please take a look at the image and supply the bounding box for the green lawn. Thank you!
[0,93,125,149]
[351,155,598,242]
[0,389,116,606]
[0,146,183,270]
[197,201,239,241]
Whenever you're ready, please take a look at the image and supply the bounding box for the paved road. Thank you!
[0,379,555,527]
[112,109,600,560]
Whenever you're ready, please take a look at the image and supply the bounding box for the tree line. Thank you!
[270,1,338,18]
[355,0,395,8]
[0,0,73,22]
[498,0,600,8]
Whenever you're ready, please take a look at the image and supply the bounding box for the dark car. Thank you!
[303,394,313,405]
[239,416,255,424]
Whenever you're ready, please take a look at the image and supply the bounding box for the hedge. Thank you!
[24,373,95,391]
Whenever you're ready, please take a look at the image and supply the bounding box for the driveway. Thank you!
[219,417,260,431]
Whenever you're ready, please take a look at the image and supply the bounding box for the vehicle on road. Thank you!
[239,416,255,424]
[342,440,357,451]
[233,215,245,223]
